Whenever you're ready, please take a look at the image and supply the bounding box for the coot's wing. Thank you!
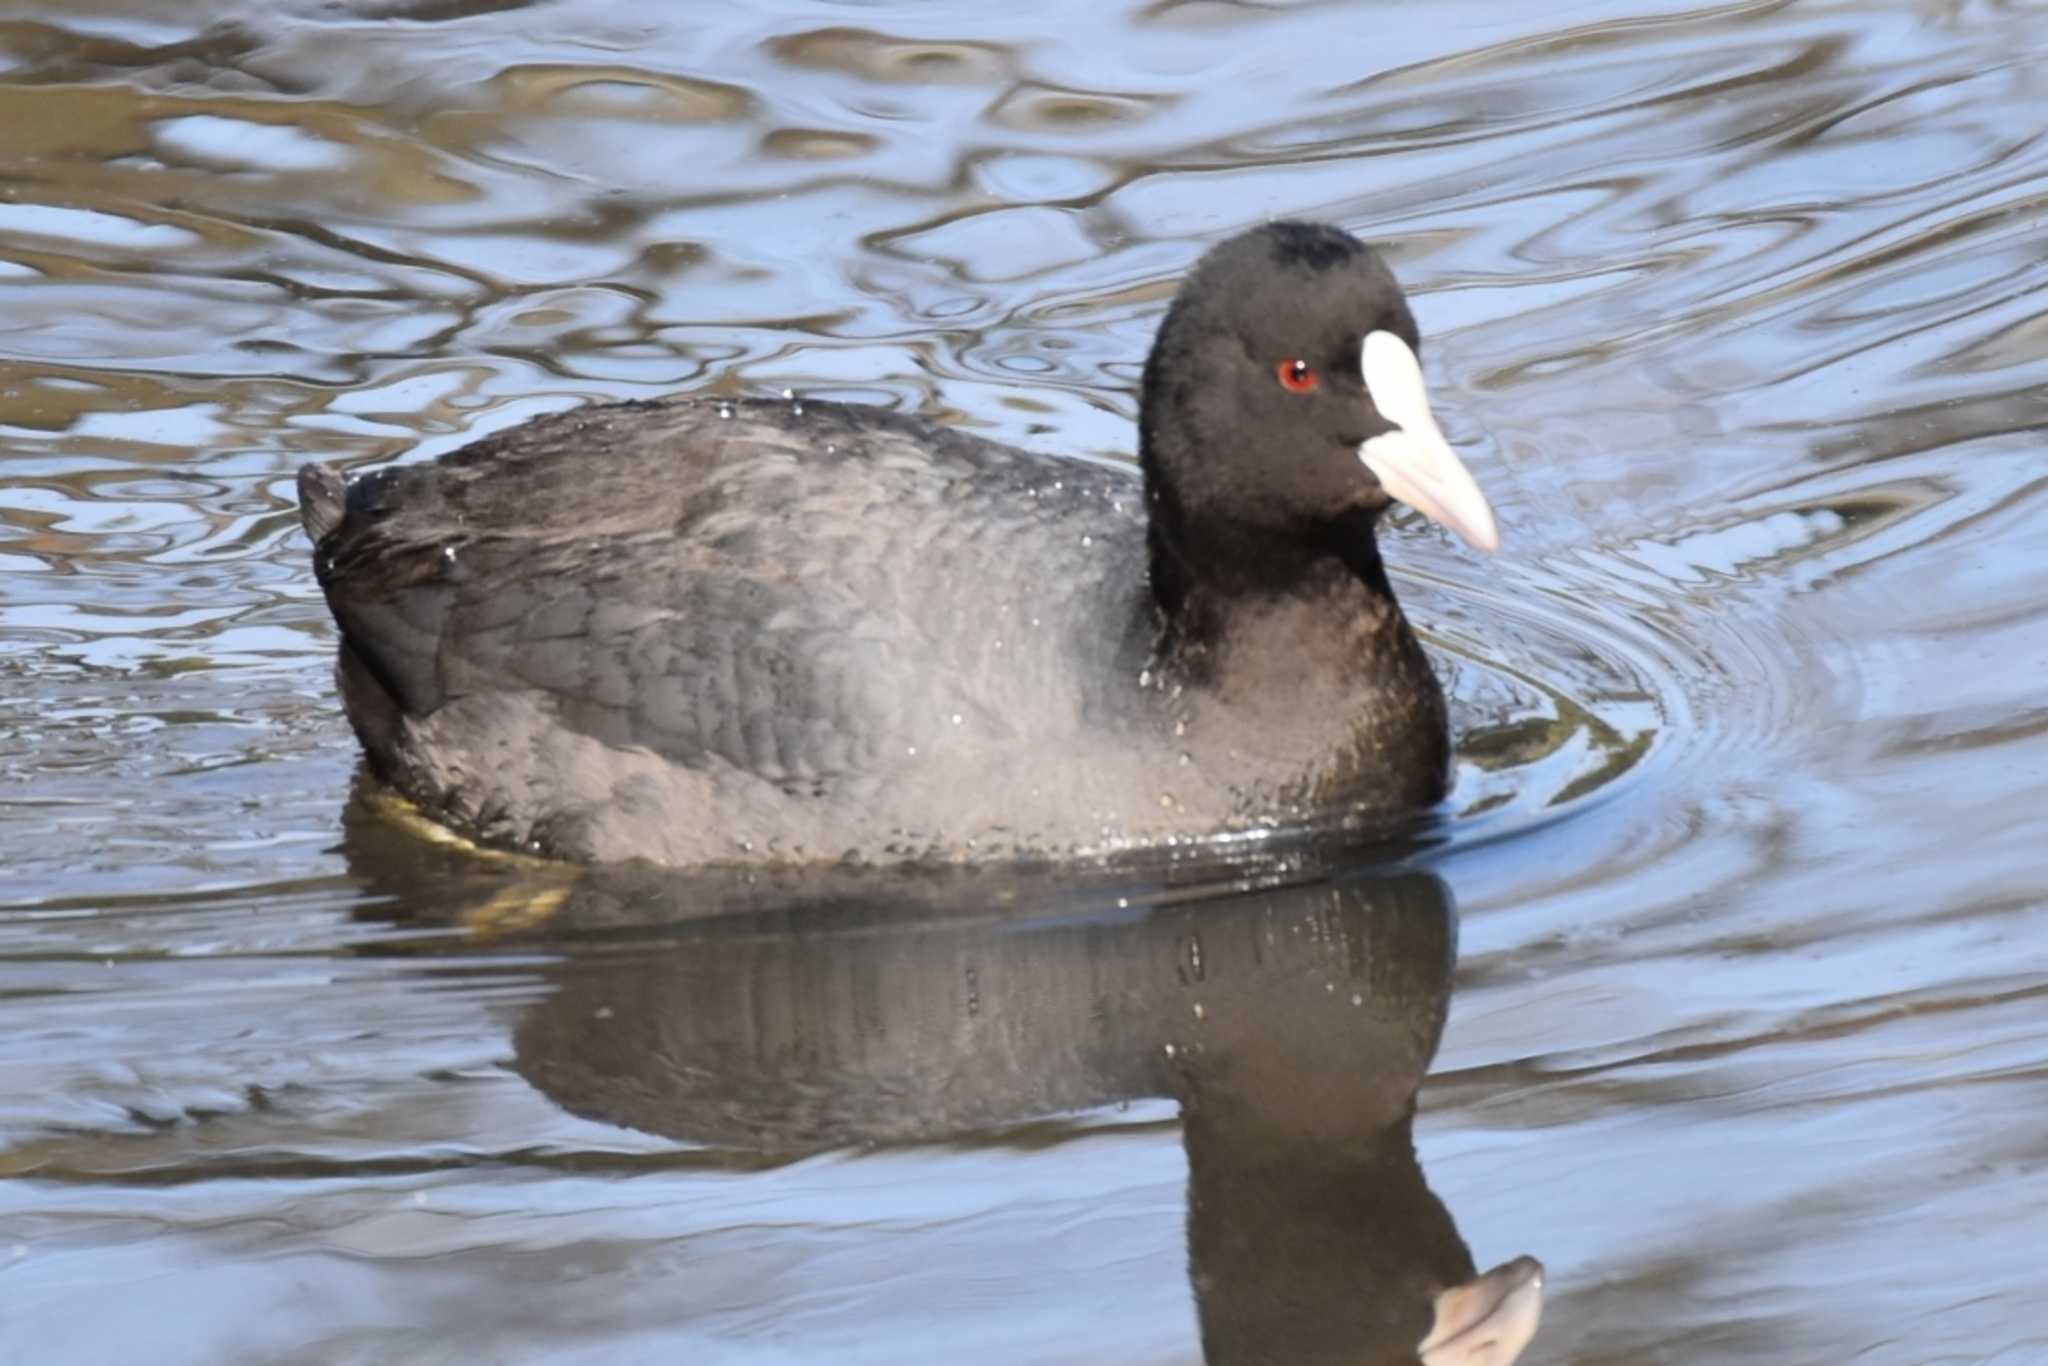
[439,529,926,784]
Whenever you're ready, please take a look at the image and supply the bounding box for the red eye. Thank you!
[1275,358,1319,393]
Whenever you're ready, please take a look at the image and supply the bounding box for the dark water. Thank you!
[4,1,2046,1361]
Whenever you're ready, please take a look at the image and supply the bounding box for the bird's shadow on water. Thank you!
[339,778,1544,1365]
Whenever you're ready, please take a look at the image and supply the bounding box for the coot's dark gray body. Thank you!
[302,222,1495,865]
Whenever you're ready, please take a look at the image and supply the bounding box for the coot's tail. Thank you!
[298,463,348,543]
[296,461,413,769]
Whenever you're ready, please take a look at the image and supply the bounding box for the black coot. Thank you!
[300,221,1498,865]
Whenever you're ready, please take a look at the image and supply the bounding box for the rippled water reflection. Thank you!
[4,1,2046,1361]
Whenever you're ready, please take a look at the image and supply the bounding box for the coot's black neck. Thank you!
[1141,478,1403,666]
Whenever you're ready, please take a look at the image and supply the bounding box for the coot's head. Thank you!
[1139,222,1496,612]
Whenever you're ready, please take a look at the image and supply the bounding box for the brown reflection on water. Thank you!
[3,0,2047,1361]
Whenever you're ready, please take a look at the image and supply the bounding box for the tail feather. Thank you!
[298,463,348,543]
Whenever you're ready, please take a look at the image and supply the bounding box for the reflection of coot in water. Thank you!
[1166,894,1542,1366]
[393,838,1542,1364]
[299,222,1497,866]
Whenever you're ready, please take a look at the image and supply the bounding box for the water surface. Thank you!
[3,1,2047,1361]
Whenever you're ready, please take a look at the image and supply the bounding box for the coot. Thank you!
[300,221,1497,865]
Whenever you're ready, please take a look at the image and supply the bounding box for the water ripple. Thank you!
[4,3,2048,1359]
